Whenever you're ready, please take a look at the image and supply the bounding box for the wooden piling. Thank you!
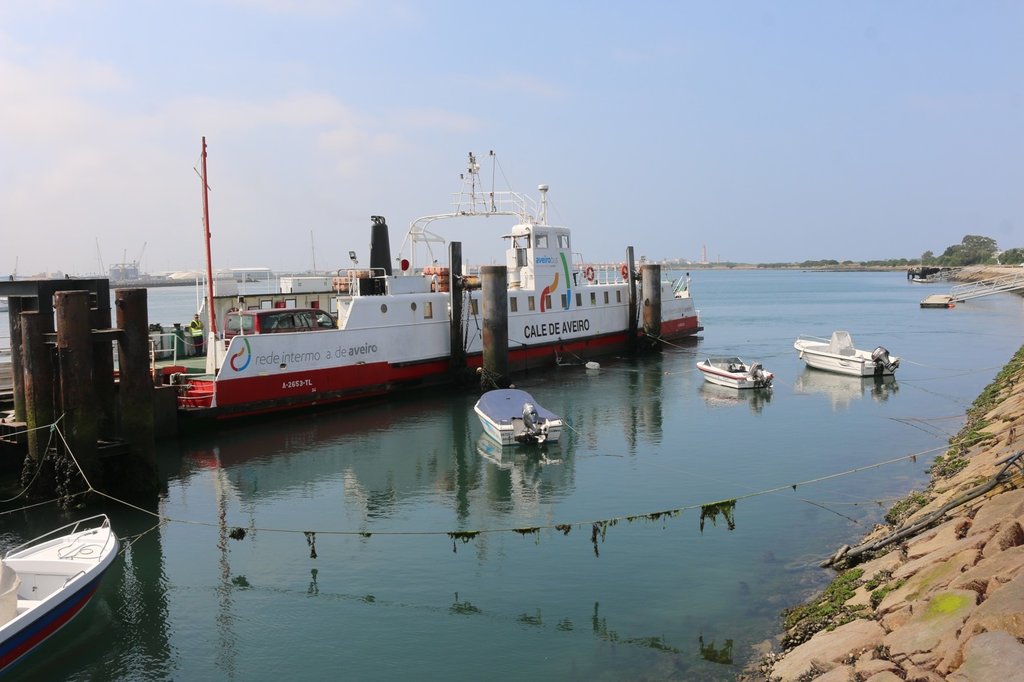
[480,265,509,389]
[626,247,638,351]
[642,263,662,345]
[115,288,158,494]
[7,296,26,421]
[449,241,466,377]
[20,311,54,462]
[90,285,116,439]
[55,290,100,490]
[115,289,155,454]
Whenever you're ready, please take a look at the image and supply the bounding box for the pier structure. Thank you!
[920,268,1024,308]
[0,278,161,498]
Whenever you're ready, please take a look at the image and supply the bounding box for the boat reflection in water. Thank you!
[181,393,577,525]
[698,381,772,414]
[475,435,563,470]
[793,369,899,411]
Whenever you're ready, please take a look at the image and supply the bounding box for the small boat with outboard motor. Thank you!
[474,388,563,445]
[0,514,119,673]
[696,357,773,389]
[793,331,899,377]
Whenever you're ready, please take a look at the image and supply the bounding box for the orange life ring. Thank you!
[584,265,595,282]
[620,263,629,280]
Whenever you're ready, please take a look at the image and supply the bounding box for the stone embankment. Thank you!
[758,344,1024,681]
[951,265,1024,283]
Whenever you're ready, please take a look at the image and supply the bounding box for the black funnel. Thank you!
[369,215,393,275]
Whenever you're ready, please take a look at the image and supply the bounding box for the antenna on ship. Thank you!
[538,184,549,225]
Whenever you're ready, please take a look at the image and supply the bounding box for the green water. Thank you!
[4,270,1024,680]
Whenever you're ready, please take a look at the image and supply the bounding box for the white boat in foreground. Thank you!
[793,331,899,377]
[0,515,119,673]
[696,357,773,389]
[474,389,563,445]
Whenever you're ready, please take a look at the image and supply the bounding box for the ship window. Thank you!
[470,299,479,315]
[545,295,553,309]
[528,296,536,311]
[380,304,388,313]
[285,299,297,308]
[510,297,518,312]
[616,291,622,303]
[260,300,273,309]
[516,249,528,267]
[535,233,548,249]
[603,291,609,304]
[590,292,597,305]
[558,234,569,248]
[575,293,582,307]
[411,302,417,311]
[424,301,433,319]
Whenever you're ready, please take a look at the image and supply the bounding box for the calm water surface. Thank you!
[4,271,1024,681]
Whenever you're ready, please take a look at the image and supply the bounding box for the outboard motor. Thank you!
[748,362,772,388]
[520,402,548,443]
[871,346,899,374]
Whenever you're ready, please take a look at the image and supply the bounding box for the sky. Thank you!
[1,1,1021,276]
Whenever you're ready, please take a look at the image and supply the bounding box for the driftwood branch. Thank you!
[821,450,1024,568]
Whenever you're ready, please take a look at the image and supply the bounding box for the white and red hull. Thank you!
[177,149,702,421]
[179,282,701,420]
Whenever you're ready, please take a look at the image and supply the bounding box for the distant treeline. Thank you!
[676,235,1023,269]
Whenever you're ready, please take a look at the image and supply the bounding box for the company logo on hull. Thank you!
[230,338,252,372]
[539,252,574,313]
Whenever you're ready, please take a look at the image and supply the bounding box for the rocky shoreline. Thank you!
[751,292,1024,681]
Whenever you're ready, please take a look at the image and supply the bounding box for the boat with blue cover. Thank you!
[474,389,563,445]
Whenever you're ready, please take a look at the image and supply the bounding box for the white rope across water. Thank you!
[0,418,1009,554]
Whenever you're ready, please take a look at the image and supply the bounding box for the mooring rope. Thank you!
[37,424,1010,540]
[2,416,1018,558]
[0,415,65,504]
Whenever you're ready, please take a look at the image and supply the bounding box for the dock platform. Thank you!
[920,294,955,309]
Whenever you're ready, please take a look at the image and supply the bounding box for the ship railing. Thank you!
[148,332,184,363]
[950,269,1024,302]
[332,268,389,296]
[400,190,539,271]
[571,262,632,286]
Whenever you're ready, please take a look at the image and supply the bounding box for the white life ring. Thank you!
[584,265,595,282]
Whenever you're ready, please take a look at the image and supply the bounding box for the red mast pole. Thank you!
[201,137,217,336]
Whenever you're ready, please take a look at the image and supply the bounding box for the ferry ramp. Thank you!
[949,269,1024,302]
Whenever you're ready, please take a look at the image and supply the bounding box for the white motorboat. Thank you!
[0,515,119,673]
[474,388,563,445]
[696,357,773,389]
[793,331,899,377]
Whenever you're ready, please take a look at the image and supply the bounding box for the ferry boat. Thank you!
[173,147,702,420]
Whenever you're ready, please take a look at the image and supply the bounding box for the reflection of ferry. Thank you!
[181,396,574,520]
[698,381,772,414]
[177,150,702,420]
[793,369,898,411]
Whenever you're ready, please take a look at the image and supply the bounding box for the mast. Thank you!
[201,137,217,335]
